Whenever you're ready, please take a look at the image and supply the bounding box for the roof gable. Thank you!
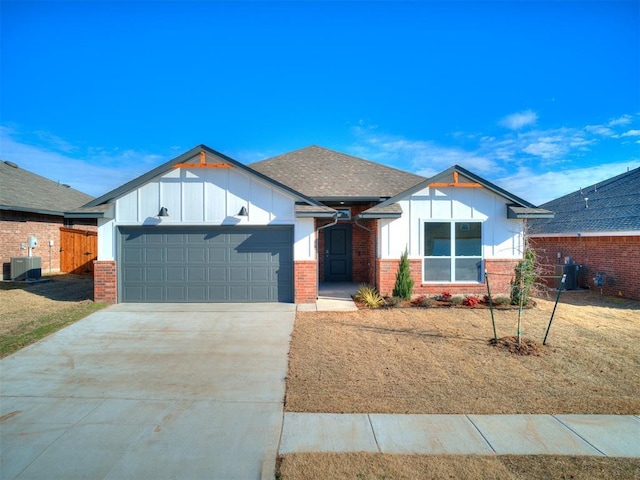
[249,145,425,200]
[84,145,322,211]
[529,166,640,235]
[361,165,548,219]
[0,160,94,216]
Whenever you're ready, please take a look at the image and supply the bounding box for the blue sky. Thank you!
[1,1,638,205]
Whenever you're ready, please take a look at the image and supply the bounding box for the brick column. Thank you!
[94,260,117,304]
[294,260,317,303]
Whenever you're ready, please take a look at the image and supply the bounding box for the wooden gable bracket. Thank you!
[429,171,482,188]
[172,151,232,169]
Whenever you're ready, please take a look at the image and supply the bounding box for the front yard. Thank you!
[280,291,640,480]
[286,291,639,414]
[0,275,106,358]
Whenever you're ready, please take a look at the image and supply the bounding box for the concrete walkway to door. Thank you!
[0,303,295,480]
[297,283,359,312]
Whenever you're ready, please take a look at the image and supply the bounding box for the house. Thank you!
[79,144,551,304]
[0,160,97,280]
[529,167,640,300]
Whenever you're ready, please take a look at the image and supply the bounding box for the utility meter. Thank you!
[28,236,38,248]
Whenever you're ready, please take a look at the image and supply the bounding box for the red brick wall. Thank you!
[1,210,97,279]
[94,260,117,304]
[316,203,377,284]
[295,260,317,303]
[377,258,519,297]
[531,235,640,300]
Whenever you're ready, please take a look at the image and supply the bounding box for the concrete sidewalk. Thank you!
[280,413,640,457]
[297,283,359,312]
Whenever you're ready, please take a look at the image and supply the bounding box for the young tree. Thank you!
[393,248,414,300]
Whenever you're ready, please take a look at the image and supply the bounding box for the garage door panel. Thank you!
[209,266,228,282]
[167,267,185,281]
[251,266,270,282]
[120,227,293,303]
[166,248,185,263]
[187,267,206,282]
[146,247,164,262]
[145,267,165,282]
[230,267,249,282]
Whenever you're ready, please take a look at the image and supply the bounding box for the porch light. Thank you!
[158,207,169,217]
[237,206,248,216]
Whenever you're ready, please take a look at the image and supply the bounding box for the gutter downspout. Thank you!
[315,214,339,299]
[354,217,377,290]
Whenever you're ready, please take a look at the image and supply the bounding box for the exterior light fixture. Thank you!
[237,206,248,216]
[158,207,169,217]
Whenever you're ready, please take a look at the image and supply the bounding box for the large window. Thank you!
[423,222,483,282]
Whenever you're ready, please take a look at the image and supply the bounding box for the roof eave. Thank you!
[507,205,555,219]
[0,204,65,217]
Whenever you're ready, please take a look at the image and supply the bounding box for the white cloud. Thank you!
[620,129,640,137]
[499,110,538,130]
[0,126,165,197]
[608,114,633,127]
[500,161,640,206]
[585,124,614,136]
[349,126,500,177]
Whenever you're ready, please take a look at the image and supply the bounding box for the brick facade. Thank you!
[94,260,117,304]
[531,235,640,300]
[1,210,96,279]
[377,258,519,297]
[294,260,318,303]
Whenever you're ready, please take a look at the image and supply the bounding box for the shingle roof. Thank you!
[249,146,425,200]
[0,160,94,216]
[529,167,640,235]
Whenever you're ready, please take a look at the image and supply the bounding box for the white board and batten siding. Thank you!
[97,166,315,261]
[379,186,524,260]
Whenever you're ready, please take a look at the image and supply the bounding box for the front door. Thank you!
[324,224,352,282]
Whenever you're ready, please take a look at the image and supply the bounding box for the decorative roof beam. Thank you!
[172,151,232,169]
[429,171,482,188]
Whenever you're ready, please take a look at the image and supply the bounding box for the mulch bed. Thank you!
[489,336,546,356]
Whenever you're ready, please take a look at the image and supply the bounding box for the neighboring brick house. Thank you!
[77,144,550,304]
[0,160,97,279]
[529,167,640,300]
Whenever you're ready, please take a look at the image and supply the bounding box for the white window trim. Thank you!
[422,220,484,284]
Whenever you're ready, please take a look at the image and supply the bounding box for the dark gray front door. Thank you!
[119,226,293,303]
[324,224,352,282]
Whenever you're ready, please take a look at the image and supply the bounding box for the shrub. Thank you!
[392,248,414,300]
[493,295,511,306]
[412,295,435,308]
[385,296,403,308]
[438,291,452,301]
[450,296,463,306]
[463,295,480,307]
[355,284,384,308]
[510,248,537,306]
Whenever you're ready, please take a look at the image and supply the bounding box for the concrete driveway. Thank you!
[0,303,295,480]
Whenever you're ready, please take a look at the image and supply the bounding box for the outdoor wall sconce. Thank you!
[237,206,248,216]
[158,207,169,217]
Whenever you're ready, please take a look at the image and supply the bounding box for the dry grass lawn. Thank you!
[286,291,640,414]
[0,274,105,357]
[278,453,640,480]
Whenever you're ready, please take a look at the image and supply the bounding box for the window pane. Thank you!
[455,222,481,256]
[456,258,482,282]
[424,222,451,256]
[424,258,451,282]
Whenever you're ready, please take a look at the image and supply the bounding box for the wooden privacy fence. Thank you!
[60,227,97,274]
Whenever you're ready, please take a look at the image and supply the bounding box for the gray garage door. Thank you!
[119,226,293,303]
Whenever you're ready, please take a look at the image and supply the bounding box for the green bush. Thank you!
[392,248,414,300]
